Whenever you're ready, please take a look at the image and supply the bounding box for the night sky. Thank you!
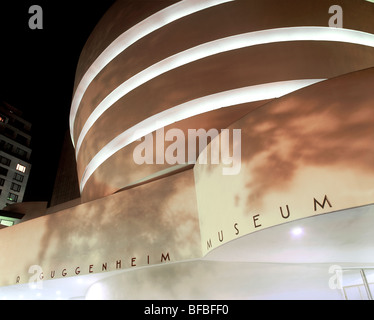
[0,1,115,203]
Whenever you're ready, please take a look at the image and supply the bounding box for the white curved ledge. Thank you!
[79,78,325,192]
[73,27,374,156]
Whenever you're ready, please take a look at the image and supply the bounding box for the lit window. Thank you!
[16,164,26,173]
[0,113,7,123]
[0,220,13,227]
[7,192,18,202]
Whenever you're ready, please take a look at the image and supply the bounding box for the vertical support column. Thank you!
[360,269,373,300]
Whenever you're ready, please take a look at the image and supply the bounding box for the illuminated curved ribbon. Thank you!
[79,79,325,192]
[73,26,374,156]
[69,0,234,145]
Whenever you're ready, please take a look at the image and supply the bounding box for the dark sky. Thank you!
[0,0,116,203]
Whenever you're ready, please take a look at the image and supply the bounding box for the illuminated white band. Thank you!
[69,0,234,145]
[79,79,325,192]
[74,26,374,156]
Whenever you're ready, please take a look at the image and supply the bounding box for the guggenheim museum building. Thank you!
[0,0,374,300]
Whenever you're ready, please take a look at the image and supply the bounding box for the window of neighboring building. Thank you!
[0,178,4,186]
[13,173,24,182]
[7,192,18,202]
[15,134,28,146]
[16,163,26,173]
[0,166,8,177]
[0,142,13,152]
[4,127,14,137]
[15,147,27,158]
[10,182,21,192]
[0,155,11,166]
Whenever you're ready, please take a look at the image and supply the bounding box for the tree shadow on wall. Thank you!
[196,68,374,212]
[36,167,201,278]
[240,69,374,211]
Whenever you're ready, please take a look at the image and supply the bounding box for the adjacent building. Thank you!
[0,101,31,217]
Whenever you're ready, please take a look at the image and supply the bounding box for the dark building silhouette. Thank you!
[49,130,80,207]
